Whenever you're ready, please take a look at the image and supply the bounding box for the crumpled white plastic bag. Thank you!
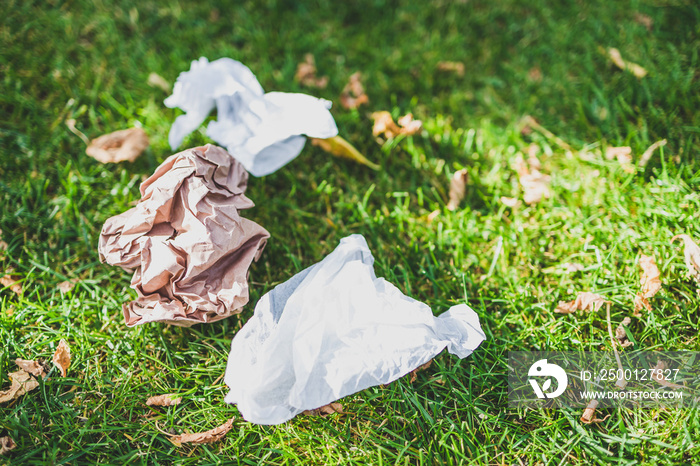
[224,234,486,425]
[165,57,338,177]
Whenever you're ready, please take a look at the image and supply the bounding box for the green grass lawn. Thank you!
[2,0,700,464]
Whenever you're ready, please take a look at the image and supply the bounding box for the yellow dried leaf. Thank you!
[303,402,344,416]
[52,339,71,378]
[520,170,551,205]
[0,436,16,456]
[146,394,182,407]
[295,54,328,89]
[371,111,422,139]
[634,254,661,314]
[0,369,40,403]
[436,61,465,76]
[555,292,608,314]
[310,136,379,170]
[339,72,368,110]
[580,399,609,424]
[605,146,635,173]
[673,234,700,283]
[15,359,45,378]
[447,169,468,211]
[607,47,648,79]
[86,128,149,164]
[170,418,234,446]
[58,279,78,293]
[638,139,667,167]
[500,196,519,208]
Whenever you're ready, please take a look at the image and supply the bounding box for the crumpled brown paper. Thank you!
[99,144,269,327]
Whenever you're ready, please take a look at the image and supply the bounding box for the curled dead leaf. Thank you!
[436,61,465,77]
[409,360,433,383]
[339,72,368,110]
[0,228,7,252]
[146,394,182,407]
[1,273,22,296]
[310,136,379,170]
[427,209,440,223]
[563,263,584,273]
[607,47,648,79]
[634,255,661,314]
[615,317,634,348]
[0,368,41,404]
[371,111,422,139]
[500,196,519,208]
[672,234,700,283]
[605,146,634,173]
[555,292,608,314]
[58,279,78,293]
[638,139,667,168]
[447,169,468,211]
[295,54,328,89]
[580,399,609,424]
[170,418,234,446]
[633,12,653,31]
[52,339,71,378]
[303,402,344,416]
[0,436,16,456]
[86,128,149,164]
[147,72,171,93]
[15,359,45,378]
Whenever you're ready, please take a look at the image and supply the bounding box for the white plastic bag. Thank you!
[224,234,486,425]
[165,57,338,177]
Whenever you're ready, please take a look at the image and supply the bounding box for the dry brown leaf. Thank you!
[527,67,543,82]
[170,418,234,446]
[303,402,344,416]
[580,399,609,424]
[651,361,684,390]
[633,12,653,31]
[295,54,328,89]
[310,136,379,170]
[672,234,700,283]
[147,394,182,407]
[0,369,40,403]
[15,359,45,378]
[0,273,22,296]
[339,72,369,110]
[427,209,440,223]
[58,279,78,293]
[605,146,635,173]
[0,228,7,252]
[0,436,16,456]
[520,170,551,205]
[147,72,171,93]
[371,111,422,139]
[409,360,433,383]
[615,317,634,348]
[500,197,520,208]
[555,292,608,314]
[52,339,71,378]
[563,263,585,273]
[86,128,149,164]
[607,47,648,79]
[447,169,468,211]
[634,255,661,314]
[437,61,465,76]
[638,139,667,167]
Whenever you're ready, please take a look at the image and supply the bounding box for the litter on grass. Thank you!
[99,144,269,326]
[224,234,486,425]
[165,57,338,177]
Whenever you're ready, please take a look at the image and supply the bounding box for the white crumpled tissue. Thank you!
[165,57,338,177]
[224,234,486,425]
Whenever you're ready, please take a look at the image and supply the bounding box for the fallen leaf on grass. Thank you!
[310,135,379,170]
[436,61,465,76]
[651,361,684,390]
[303,402,344,416]
[633,12,653,31]
[605,146,634,173]
[146,394,182,407]
[638,139,667,167]
[409,360,433,383]
[0,436,16,455]
[580,399,609,424]
[371,111,422,139]
[500,196,520,208]
[615,317,634,348]
[607,47,648,79]
[555,292,608,314]
[15,359,46,378]
[86,128,149,164]
[520,170,551,205]
[633,255,661,314]
[563,263,585,273]
[0,273,22,296]
[447,169,468,211]
[295,54,328,89]
[339,72,368,110]
[672,234,700,283]
[527,67,543,82]
[52,340,71,378]
[169,418,234,446]
[0,228,7,252]
[58,279,78,293]
[147,72,171,93]
[0,368,41,403]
